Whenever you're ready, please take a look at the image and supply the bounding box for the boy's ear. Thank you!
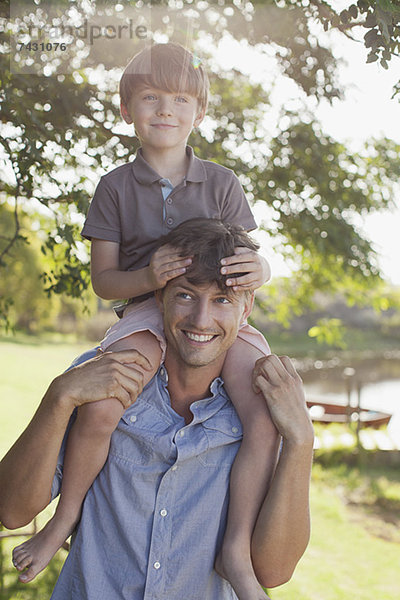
[120,101,133,124]
[193,107,205,129]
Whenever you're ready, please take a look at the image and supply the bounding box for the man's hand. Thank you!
[252,355,314,446]
[220,247,271,291]
[50,349,153,412]
[148,244,192,289]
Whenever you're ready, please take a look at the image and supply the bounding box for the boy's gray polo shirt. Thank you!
[81,146,257,272]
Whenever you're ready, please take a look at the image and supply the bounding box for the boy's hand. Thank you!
[220,247,271,291]
[148,244,192,289]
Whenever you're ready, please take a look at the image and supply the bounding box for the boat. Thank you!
[306,399,392,429]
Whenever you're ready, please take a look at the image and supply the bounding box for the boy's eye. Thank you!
[144,94,156,101]
[175,96,188,103]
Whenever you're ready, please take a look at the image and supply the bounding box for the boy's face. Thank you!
[121,87,204,153]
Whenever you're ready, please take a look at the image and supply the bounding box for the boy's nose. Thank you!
[156,97,173,117]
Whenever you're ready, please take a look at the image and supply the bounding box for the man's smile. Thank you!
[183,331,218,344]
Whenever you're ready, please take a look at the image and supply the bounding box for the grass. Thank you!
[1,334,400,599]
[268,460,400,600]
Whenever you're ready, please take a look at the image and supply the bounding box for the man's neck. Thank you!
[164,354,225,423]
[141,144,189,186]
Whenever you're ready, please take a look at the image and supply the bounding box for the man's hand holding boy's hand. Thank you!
[51,349,153,413]
[220,247,271,291]
[252,355,314,447]
[148,244,192,289]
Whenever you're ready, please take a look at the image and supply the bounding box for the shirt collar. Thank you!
[156,365,228,423]
[131,146,207,185]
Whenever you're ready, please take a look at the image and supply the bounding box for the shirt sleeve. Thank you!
[220,172,257,232]
[81,176,122,243]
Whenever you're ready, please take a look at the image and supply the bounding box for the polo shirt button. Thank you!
[130,415,137,423]
[232,426,239,433]
[160,509,168,517]
[166,217,173,226]
[153,561,161,570]
[167,198,172,204]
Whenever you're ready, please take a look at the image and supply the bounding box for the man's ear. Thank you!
[242,292,255,322]
[154,289,164,315]
[120,101,133,124]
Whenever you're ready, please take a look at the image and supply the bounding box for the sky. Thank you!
[209,27,400,286]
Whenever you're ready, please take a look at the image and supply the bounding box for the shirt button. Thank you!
[167,197,172,204]
[160,509,168,517]
[153,561,161,570]
[160,367,165,376]
[130,415,137,423]
[171,465,178,471]
[179,430,185,437]
[166,217,173,226]
[232,426,239,433]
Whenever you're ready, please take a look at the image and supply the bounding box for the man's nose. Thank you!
[190,299,214,331]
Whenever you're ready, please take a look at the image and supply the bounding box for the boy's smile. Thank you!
[121,87,204,154]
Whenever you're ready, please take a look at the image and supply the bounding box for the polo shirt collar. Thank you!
[131,146,207,185]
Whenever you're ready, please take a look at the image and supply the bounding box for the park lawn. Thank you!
[268,481,400,600]
[0,336,90,459]
[1,336,400,599]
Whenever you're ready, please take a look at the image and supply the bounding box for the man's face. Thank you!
[156,276,253,369]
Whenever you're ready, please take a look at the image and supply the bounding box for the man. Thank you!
[0,219,314,600]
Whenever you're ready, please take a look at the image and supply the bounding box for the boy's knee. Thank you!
[77,398,124,434]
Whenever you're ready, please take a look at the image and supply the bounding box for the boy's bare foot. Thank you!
[215,548,271,600]
[12,515,75,583]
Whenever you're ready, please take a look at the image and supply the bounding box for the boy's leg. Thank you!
[12,330,162,583]
[215,337,280,600]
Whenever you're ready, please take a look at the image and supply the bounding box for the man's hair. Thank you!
[160,218,259,293]
[120,43,209,112]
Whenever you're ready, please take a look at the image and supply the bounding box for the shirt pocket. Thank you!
[108,402,168,466]
[197,410,243,469]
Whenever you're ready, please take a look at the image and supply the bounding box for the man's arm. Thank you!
[250,355,314,589]
[0,350,150,529]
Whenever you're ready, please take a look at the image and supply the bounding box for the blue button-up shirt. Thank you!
[51,365,243,599]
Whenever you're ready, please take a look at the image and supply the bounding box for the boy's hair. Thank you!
[120,43,209,112]
[160,218,259,294]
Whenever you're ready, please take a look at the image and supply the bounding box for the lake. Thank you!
[297,354,400,441]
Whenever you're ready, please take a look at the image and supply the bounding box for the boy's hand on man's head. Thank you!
[148,244,192,290]
[220,248,271,291]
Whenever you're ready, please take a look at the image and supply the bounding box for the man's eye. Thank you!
[216,297,230,304]
[177,292,192,300]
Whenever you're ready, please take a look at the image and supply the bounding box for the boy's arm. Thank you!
[91,239,192,300]
[250,355,314,589]
[0,350,150,529]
